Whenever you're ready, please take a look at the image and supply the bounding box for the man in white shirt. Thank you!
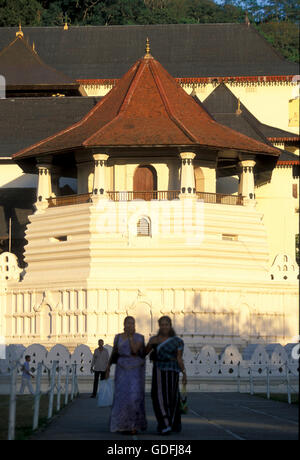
[90,339,110,398]
[20,355,35,395]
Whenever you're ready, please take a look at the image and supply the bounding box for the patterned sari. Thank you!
[110,333,147,433]
[150,336,184,433]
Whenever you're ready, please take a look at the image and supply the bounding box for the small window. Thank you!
[49,235,68,242]
[137,217,151,237]
[222,234,238,241]
[292,184,298,199]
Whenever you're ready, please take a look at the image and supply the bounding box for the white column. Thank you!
[238,157,256,206]
[92,153,109,201]
[36,163,52,210]
[179,152,196,199]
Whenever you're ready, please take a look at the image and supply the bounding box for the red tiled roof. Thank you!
[13,52,279,160]
[277,160,300,166]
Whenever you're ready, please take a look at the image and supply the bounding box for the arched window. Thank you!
[137,217,151,237]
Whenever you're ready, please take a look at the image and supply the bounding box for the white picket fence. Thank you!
[2,357,79,440]
[0,342,298,380]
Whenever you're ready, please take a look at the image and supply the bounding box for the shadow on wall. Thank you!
[216,176,239,195]
[123,293,293,343]
[109,291,293,346]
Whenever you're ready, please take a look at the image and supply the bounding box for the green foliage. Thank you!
[257,21,299,63]
[0,0,44,26]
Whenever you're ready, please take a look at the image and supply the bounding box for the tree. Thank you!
[0,0,44,26]
[258,20,299,62]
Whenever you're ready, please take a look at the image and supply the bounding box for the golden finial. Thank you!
[236,98,242,115]
[64,14,69,30]
[144,37,151,58]
[16,22,24,38]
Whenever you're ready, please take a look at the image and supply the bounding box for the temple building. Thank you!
[0,24,299,350]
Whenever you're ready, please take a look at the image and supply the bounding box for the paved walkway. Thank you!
[31,393,298,441]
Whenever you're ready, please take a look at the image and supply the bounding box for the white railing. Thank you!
[246,362,298,404]
[3,358,79,440]
[0,343,298,379]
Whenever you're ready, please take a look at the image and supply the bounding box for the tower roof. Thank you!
[0,33,79,94]
[13,49,279,162]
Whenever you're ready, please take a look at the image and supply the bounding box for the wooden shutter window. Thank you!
[292,184,298,198]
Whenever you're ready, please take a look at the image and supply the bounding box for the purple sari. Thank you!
[110,333,147,432]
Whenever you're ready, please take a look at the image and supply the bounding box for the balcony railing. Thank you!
[107,190,180,201]
[48,193,92,207]
[196,192,244,206]
[47,191,243,207]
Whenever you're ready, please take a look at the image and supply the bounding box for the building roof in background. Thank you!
[277,150,300,166]
[12,50,280,161]
[0,24,298,81]
[0,97,101,158]
[201,84,299,165]
[0,33,79,92]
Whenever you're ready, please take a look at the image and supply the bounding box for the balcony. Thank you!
[47,191,244,207]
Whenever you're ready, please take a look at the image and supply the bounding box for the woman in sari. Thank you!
[145,316,187,435]
[106,316,147,434]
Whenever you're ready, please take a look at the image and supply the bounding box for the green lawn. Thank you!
[0,394,69,440]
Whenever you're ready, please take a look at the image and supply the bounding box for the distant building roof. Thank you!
[0,97,100,158]
[0,24,298,81]
[13,49,279,165]
[0,33,80,95]
[201,84,299,166]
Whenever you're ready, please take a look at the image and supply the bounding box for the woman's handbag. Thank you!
[97,378,114,407]
[179,383,188,414]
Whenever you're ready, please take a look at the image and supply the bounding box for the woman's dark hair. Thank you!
[124,316,135,325]
[157,316,176,337]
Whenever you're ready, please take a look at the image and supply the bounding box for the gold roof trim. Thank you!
[16,23,24,38]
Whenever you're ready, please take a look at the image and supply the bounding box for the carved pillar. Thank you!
[238,157,256,206]
[92,153,109,201]
[179,152,196,199]
[36,162,52,210]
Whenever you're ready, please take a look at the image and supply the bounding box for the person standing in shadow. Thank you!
[90,339,110,398]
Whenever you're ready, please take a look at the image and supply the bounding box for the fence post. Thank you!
[65,365,70,406]
[249,367,254,395]
[56,366,61,412]
[286,362,291,404]
[266,366,270,400]
[8,364,17,441]
[74,363,79,397]
[48,361,57,419]
[237,362,241,393]
[70,363,75,401]
[32,362,42,431]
